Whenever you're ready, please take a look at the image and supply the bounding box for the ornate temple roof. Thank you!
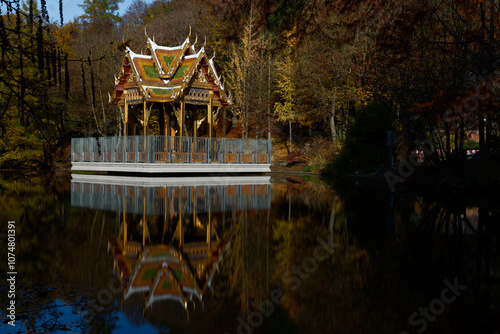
[109,238,229,310]
[110,34,230,107]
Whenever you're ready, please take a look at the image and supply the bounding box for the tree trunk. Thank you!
[267,50,271,141]
[222,107,227,137]
[459,122,465,151]
[244,4,253,140]
[117,110,122,138]
[330,97,337,144]
[246,112,249,139]
[445,123,451,160]
[242,115,246,139]
[479,112,485,151]
[454,128,458,154]
[289,120,292,152]
[486,113,492,147]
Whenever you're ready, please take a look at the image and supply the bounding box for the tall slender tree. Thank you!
[79,0,124,24]
[59,0,63,25]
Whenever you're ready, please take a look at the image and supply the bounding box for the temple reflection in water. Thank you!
[71,174,271,313]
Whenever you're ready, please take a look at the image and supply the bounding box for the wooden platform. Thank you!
[71,174,271,186]
[71,162,271,174]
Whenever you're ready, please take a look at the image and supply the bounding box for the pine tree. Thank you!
[79,0,125,24]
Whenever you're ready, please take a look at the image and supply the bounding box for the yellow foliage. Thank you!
[274,55,297,122]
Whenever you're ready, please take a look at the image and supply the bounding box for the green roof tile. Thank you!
[151,88,173,96]
[163,55,175,67]
[143,65,159,79]
[141,268,158,281]
[173,65,189,79]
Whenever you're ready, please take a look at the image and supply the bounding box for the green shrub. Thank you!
[303,165,314,172]
[462,140,480,150]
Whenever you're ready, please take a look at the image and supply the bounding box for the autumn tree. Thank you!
[328,0,500,160]
[145,0,214,47]
[226,7,261,139]
[67,0,130,136]
[296,30,371,145]
[274,52,296,152]
[0,0,73,167]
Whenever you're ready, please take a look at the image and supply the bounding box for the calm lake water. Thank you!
[0,171,498,333]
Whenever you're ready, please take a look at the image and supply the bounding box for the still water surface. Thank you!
[0,172,498,333]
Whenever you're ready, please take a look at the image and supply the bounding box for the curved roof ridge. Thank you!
[147,37,167,76]
[111,34,231,106]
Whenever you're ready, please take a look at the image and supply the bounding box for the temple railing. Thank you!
[71,136,272,164]
[71,182,272,215]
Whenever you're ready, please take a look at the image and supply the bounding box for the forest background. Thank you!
[0,0,498,182]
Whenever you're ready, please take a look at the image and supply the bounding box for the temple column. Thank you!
[163,187,167,243]
[179,99,185,137]
[192,186,196,229]
[222,106,226,138]
[123,213,127,255]
[208,95,214,162]
[193,108,198,138]
[124,93,128,136]
[207,187,212,255]
[164,108,170,154]
[193,108,198,152]
[208,93,213,139]
[142,196,146,247]
[143,101,147,136]
[179,189,183,248]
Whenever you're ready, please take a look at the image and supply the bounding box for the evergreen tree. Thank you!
[79,0,124,24]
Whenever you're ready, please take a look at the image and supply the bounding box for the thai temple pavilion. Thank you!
[110,31,230,139]
[108,231,230,311]
[71,32,271,173]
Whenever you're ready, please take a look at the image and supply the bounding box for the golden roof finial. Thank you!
[192,35,198,51]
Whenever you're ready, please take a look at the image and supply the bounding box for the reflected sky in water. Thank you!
[0,172,498,333]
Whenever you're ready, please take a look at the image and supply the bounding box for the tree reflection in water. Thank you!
[0,172,497,333]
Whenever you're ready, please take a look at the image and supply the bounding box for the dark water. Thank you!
[0,172,498,334]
